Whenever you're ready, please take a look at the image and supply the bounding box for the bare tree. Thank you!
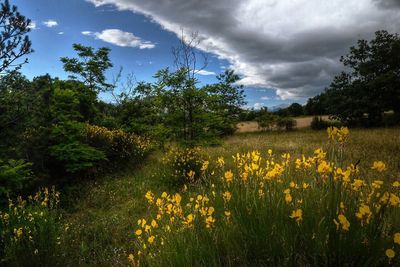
[171,29,208,80]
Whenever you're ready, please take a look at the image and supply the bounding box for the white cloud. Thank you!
[43,19,58,28]
[57,32,64,35]
[86,0,400,99]
[196,69,216,76]
[260,96,270,100]
[82,29,155,49]
[27,21,37,30]
[253,102,265,110]
[81,31,93,35]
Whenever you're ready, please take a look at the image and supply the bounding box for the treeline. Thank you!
[305,30,400,127]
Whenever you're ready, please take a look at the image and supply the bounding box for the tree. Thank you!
[286,103,304,117]
[60,44,113,92]
[308,30,400,126]
[205,69,246,135]
[0,0,33,74]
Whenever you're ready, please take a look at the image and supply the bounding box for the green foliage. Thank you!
[256,108,277,131]
[276,117,297,131]
[49,121,105,174]
[307,30,400,126]
[205,70,246,136]
[0,159,33,202]
[275,102,304,117]
[83,124,152,166]
[310,116,342,130]
[60,44,113,92]
[163,146,208,186]
[0,0,33,73]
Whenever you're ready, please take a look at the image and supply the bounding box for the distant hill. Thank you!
[269,103,290,112]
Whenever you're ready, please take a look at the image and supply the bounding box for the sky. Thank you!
[12,0,400,109]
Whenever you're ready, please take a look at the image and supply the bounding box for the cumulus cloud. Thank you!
[196,69,216,76]
[81,29,155,49]
[86,0,400,99]
[43,19,58,27]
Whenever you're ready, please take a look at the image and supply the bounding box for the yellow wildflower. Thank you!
[372,180,384,189]
[386,249,395,259]
[148,236,155,244]
[285,193,292,204]
[151,220,158,228]
[334,214,350,231]
[317,160,332,174]
[289,209,303,223]
[145,191,154,203]
[371,161,386,172]
[394,233,400,245]
[201,161,209,171]
[223,191,232,203]
[135,229,142,236]
[224,170,234,184]
[128,254,135,262]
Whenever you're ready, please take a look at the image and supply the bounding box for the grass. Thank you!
[207,128,400,180]
[2,127,399,266]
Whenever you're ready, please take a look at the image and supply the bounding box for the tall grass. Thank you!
[129,127,400,266]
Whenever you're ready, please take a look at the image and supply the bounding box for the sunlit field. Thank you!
[1,1,400,266]
[2,127,399,266]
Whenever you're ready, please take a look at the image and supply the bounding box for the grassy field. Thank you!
[236,116,331,133]
[55,127,400,266]
[2,127,400,266]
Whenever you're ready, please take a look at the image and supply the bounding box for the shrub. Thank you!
[162,146,209,186]
[256,113,277,131]
[49,121,106,174]
[0,187,62,266]
[49,141,106,174]
[84,124,152,166]
[0,159,34,202]
[277,117,297,131]
[129,127,400,266]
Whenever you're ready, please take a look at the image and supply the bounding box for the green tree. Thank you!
[0,0,33,74]
[60,44,113,92]
[205,69,246,135]
[312,30,400,125]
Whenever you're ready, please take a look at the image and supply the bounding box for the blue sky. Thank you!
[12,0,400,109]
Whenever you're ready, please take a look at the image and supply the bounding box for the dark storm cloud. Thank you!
[86,0,400,99]
[374,0,400,9]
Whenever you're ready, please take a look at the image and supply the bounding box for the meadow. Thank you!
[2,126,399,266]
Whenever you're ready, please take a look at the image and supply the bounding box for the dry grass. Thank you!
[236,115,331,133]
[206,127,400,181]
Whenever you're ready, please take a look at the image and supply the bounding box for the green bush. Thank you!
[277,117,297,131]
[256,113,277,131]
[310,116,328,130]
[49,121,106,174]
[83,124,152,166]
[49,141,106,174]
[311,116,342,130]
[0,159,34,202]
[162,146,209,186]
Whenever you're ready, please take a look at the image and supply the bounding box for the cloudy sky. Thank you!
[14,0,400,109]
